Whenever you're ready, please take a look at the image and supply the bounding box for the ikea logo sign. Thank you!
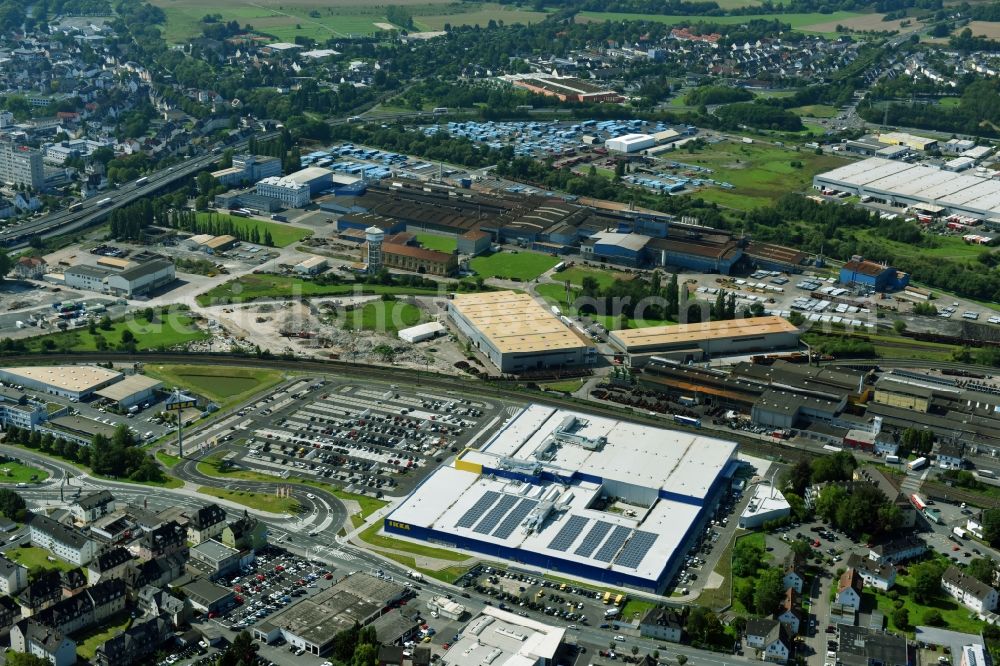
[388,520,410,531]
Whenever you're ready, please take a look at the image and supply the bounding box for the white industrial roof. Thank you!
[740,482,791,522]
[258,176,308,191]
[590,231,651,252]
[286,166,332,184]
[466,404,736,497]
[0,365,121,393]
[398,321,445,342]
[94,374,162,402]
[444,607,564,666]
[608,133,653,144]
[296,256,327,268]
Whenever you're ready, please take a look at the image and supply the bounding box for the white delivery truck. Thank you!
[908,457,928,471]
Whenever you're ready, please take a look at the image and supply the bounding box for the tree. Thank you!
[923,609,945,626]
[891,607,910,631]
[121,329,136,345]
[753,567,785,616]
[893,319,907,334]
[0,489,26,521]
[733,538,765,577]
[967,557,996,585]
[784,459,813,495]
[984,509,1000,546]
[218,630,257,666]
[0,251,11,281]
[911,559,947,604]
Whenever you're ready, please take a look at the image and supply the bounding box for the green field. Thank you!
[361,519,469,561]
[538,378,586,393]
[470,251,559,281]
[938,97,962,108]
[24,312,207,353]
[576,10,863,35]
[414,4,548,30]
[196,212,312,248]
[790,104,839,118]
[670,140,848,210]
[416,233,458,253]
[198,486,300,514]
[873,561,986,636]
[195,274,441,306]
[0,461,48,484]
[345,300,424,333]
[143,364,284,407]
[155,451,183,468]
[854,229,994,261]
[74,613,132,659]
[556,266,631,290]
[7,546,74,572]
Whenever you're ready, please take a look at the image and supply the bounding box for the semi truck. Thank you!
[953,527,968,539]
[908,457,928,471]
[885,455,900,464]
[134,177,148,187]
[911,494,927,511]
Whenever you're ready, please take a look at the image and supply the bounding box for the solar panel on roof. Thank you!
[473,495,519,534]
[574,521,613,558]
[614,531,658,569]
[594,525,632,562]
[548,515,589,552]
[491,498,538,539]
[456,491,500,529]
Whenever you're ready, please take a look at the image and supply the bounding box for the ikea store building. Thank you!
[384,404,740,592]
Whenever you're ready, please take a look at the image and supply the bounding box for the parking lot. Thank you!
[206,379,510,497]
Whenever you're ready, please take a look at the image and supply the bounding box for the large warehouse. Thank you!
[384,404,740,592]
[0,365,122,400]
[448,291,595,373]
[608,316,801,366]
[814,158,1000,222]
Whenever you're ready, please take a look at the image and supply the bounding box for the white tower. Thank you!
[365,226,385,274]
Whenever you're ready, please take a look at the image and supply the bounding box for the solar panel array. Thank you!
[594,525,632,562]
[492,499,539,539]
[614,531,658,569]
[547,516,589,552]
[474,495,519,534]
[574,521,613,558]
[456,491,500,529]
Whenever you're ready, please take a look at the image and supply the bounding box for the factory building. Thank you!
[839,258,908,293]
[814,158,1000,223]
[444,607,565,666]
[282,166,334,195]
[0,365,122,400]
[255,176,311,208]
[606,134,656,153]
[93,375,162,409]
[64,259,176,298]
[608,316,800,366]
[293,256,327,275]
[877,132,937,152]
[457,230,491,256]
[448,291,595,373]
[385,404,740,592]
[211,154,282,187]
[380,243,457,276]
[503,74,624,104]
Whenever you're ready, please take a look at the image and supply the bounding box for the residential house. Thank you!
[853,466,916,528]
[71,490,115,525]
[61,568,87,598]
[87,547,134,584]
[745,618,791,664]
[18,570,63,616]
[27,513,98,565]
[137,520,187,560]
[10,620,77,666]
[12,256,46,280]
[0,553,28,595]
[186,504,227,545]
[639,607,683,643]
[775,588,802,634]
[868,536,926,566]
[221,512,267,552]
[137,585,191,627]
[33,579,127,635]
[942,565,999,613]
[836,569,863,611]
[936,442,965,470]
[124,553,187,591]
[94,615,172,666]
[0,594,21,637]
[846,553,896,591]
[781,553,805,594]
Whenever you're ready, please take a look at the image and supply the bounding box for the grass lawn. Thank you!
[7,546,74,572]
[938,97,962,108]
[198,486,300,514]
[790,104,839,118]
[696,532,743,610]
[345,300,424,333]
[0,461,48,483]
[195,274,441,306]
[155,451,183,468]
[855,229,993,261]
[620,598,657,623]
[143,364,284,408]
[196,212,312,248]
[23,312,207,353]
[872,563,987,636]
[556,266,631,290]
[470,251,559,281]
[360,519,469,562]
[672,139,848,210]
[416,233,458,253]
[413,4,548,30]
[74,612,132,659]
[538,378,585,393]
[576,10,862,35]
